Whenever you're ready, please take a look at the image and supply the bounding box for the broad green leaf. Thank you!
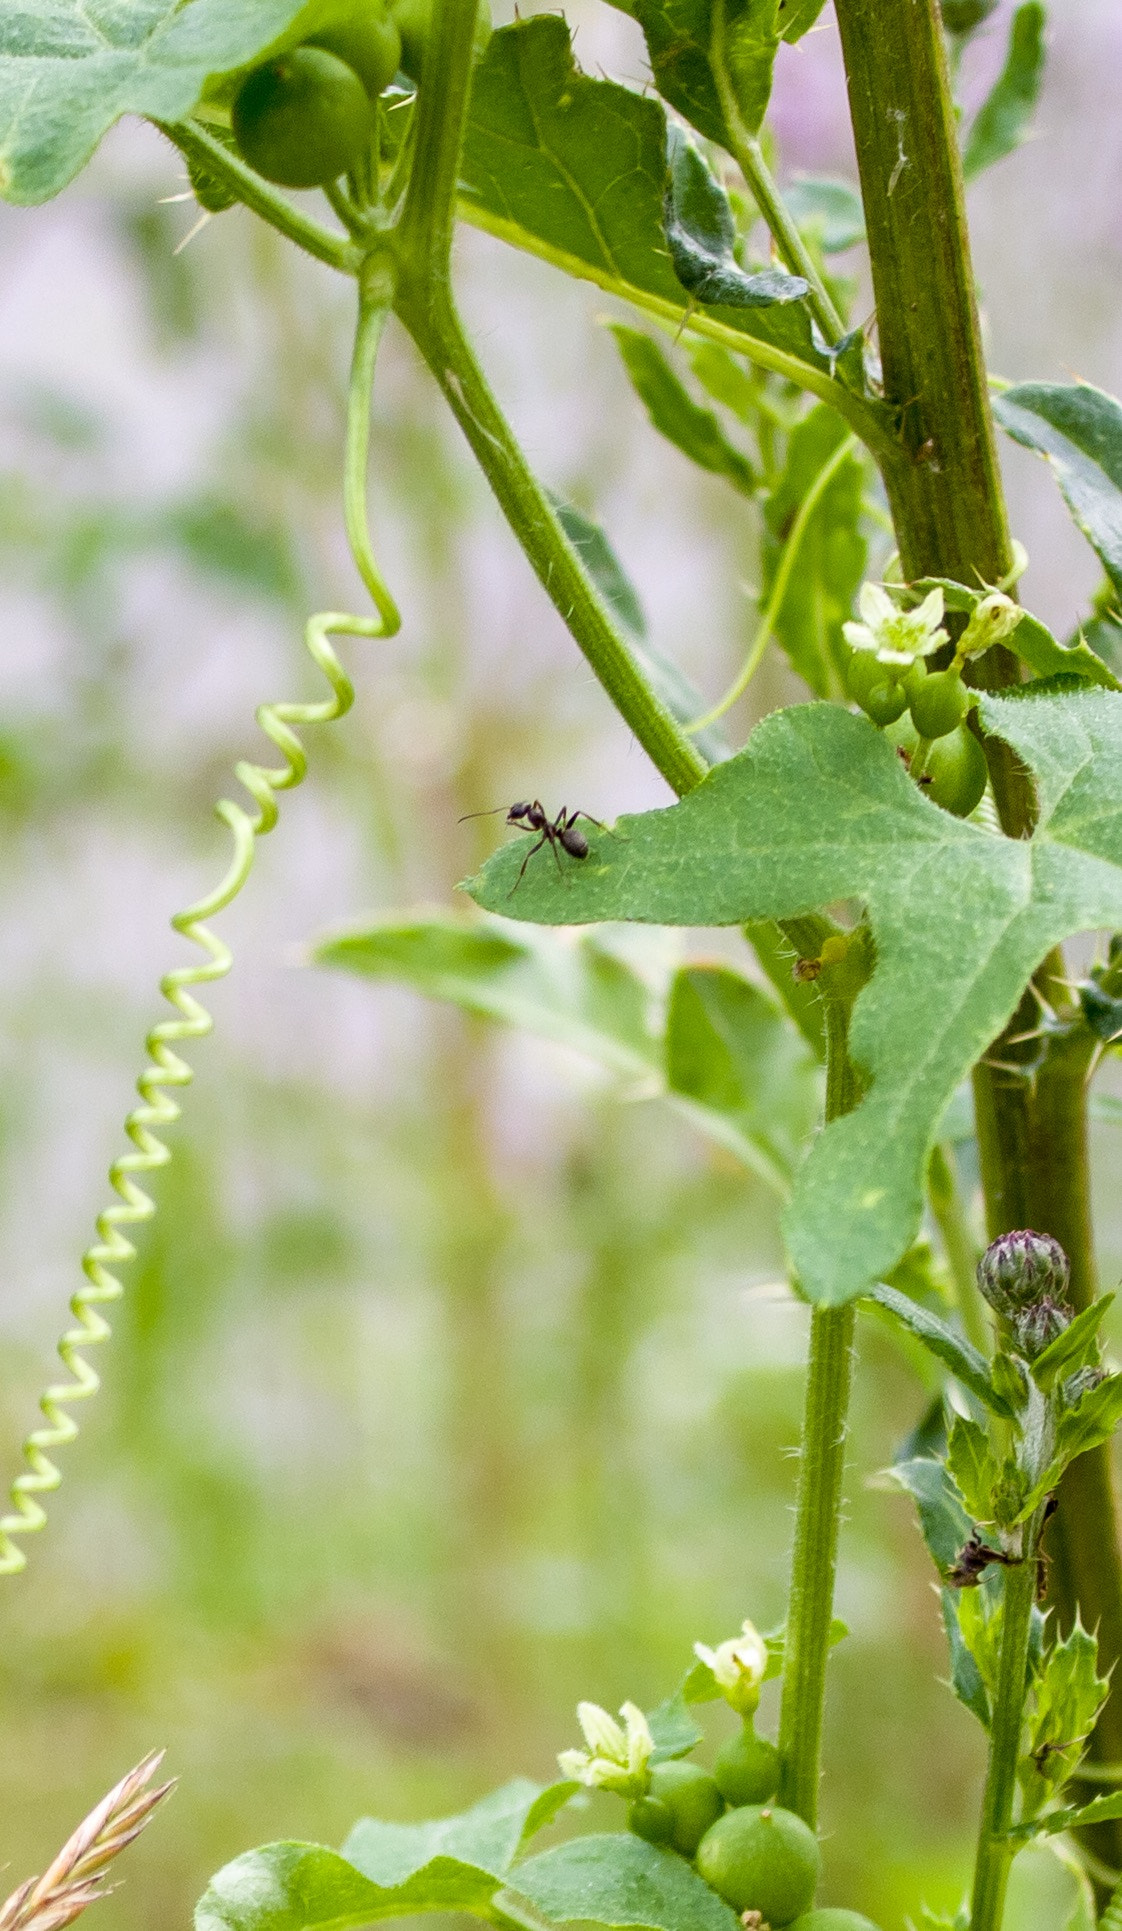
[459,20,840,383]
[664,964,820,1190]
[604,0,780,149]
[502,1834,740,1931]
[608,324,758,495]
[762,403,866,695]
[686,342,765,424]
[886,1456,972,1575]
[785,176,866,253]
[993,382,1122,602]
[196,1841,492,1931]
[467,686,1122,1303]
[947,1413,1001,1521]
[0,0,334,205]
[1030,1295,1114,1395]
[342,1780,576,1885]
[962,2,1047,182]
[912,577,1120,692]
[942,1587,992,1729]
[312,914,660,1080]
[777,0,830,43]
[664,132,807,310]
[865,1284,1009,1418]
[551,497,732,768]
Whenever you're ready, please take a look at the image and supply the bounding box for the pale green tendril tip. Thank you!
[0,291,400,1578]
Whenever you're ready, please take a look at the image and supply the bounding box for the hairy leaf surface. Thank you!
[0,0,326,203]
[466,687,1122,1303]
[502,1834,740,1931]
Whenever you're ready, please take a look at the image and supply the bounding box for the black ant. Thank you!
[460,800,611,894]
[946,1534,1022,1589]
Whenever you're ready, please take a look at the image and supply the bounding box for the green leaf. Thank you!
[466,687,1122,1303]
[785,175,866,252]
[762,403,867,694]
[460,21,840,385]
[865,1285,1009,1418]
[962,2,1047,182]
[1021,1619,1108,1812]
[194,1782,575,1931]
[609,324,758,495]
[941,1587,992,1729]
[947,1413,1001,1521]
[777,0,830,43]
[0,0,336,205]
[1030,1295,1114,1395]
[502,1835,741,1931]
[911,576,1120,692]
[343,1781,576,1885]
[313,914,659,1080]
[665,132,807,310]
[1009,1788,1122,1842]
[550,497,731,768]
[993,382,1122,602]
[1051,1373,1122,1473]
[604,0,780,149]
[887,1456,973,1575]
[664,964,821,1190]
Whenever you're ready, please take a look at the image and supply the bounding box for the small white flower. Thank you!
[843,582,948,668]
[558,1700,654,1795]
[958,590,1023,659]
[693,1619,768,1714]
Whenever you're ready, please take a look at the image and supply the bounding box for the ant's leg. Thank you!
[568,810,616,838]
[509,832,547,896]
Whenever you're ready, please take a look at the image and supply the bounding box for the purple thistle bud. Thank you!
[977,1230,1070,1318]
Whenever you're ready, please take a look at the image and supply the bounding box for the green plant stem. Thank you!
[688,434,857,730]
[968,1521,1042,1931]
[160,120,360,275]
[397,289,709,799]
[776,986,863,1827]
[345,266,402,630]
[397,0,480,274]
[834,0,1122,1880]
[708,0,844,344]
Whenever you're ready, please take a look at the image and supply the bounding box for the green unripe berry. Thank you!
[628,1795,674,1845]
[232,48,375,188]
[844,650,907,726]
[645,1760,723,1857]
[786,1913,884,1931]
[696,1805,820,1925]
[922,723,988,817]
[309,9,403,98]
[391,0,491,80]
[713,1724,780,1806]
[908,666,970,741]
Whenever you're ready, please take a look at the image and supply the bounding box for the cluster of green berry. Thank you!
[841,579,1024,818]
[560,1625,883,1931]
[226,0,490,190]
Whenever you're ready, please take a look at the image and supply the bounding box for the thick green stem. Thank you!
[777,980,864,1826]
[968,1532,1041,1931]
[396,289,709,799]
[397,0,480,275]
[834,0,1122,1879]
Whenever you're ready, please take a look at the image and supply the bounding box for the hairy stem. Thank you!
[968,1530,1041,1931]
[160,121,360,275]
[397,0,480,275]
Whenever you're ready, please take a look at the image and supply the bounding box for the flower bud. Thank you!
[694,1619,768,1715]
[976,1230,1069,1317]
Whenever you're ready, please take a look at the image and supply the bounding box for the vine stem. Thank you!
[688,434,857,730]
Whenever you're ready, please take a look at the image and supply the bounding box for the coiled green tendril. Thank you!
[0,289,399,1577]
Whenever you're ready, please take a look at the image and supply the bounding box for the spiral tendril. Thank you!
[0,287,400,1577]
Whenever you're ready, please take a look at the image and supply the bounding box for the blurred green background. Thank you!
[1,4,1121,1928]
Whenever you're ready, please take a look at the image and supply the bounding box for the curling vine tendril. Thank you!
[0,282,400,1576]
